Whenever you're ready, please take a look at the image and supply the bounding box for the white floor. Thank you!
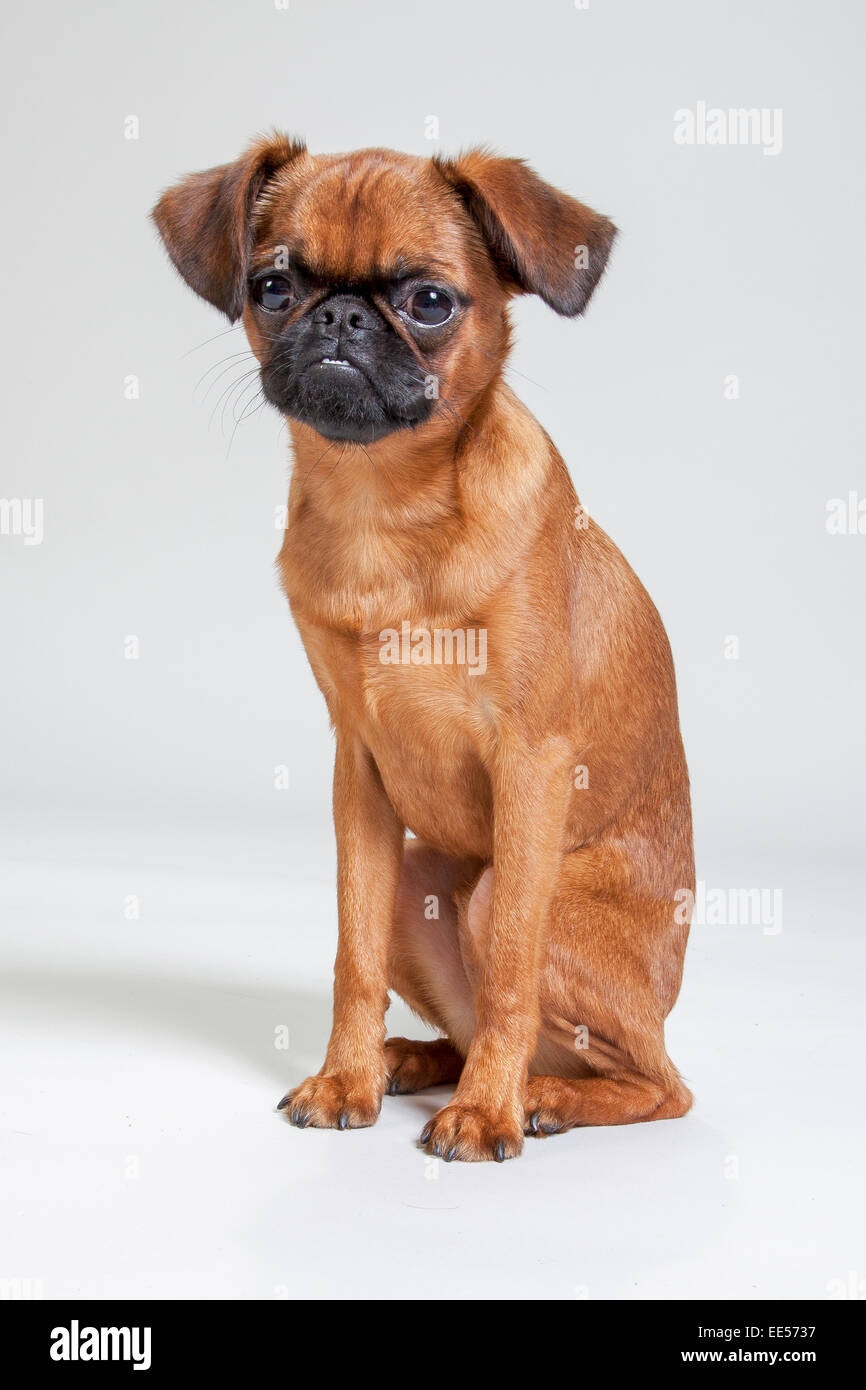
[1,809,863,1301]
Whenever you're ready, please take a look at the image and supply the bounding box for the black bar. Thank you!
[0,1299,859,1374]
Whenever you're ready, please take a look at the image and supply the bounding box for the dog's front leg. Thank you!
[280,733,404,1130]
[420,740,572,1162]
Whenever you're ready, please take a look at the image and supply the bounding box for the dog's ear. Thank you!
[434,148,616,316]
[151,133,306,321]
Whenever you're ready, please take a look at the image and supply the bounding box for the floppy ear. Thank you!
[434,148,616,316]
[151,133,306,321]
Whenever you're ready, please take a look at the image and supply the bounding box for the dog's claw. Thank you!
[337,1111,348,1131]
[528,1111,540,1134]
[445,1146,457,1162]
[420,1124,433,1145]
[277,1094,290,1111]
[494,1140,506,1162]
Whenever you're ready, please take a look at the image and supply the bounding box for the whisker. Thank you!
[180,323,244,360]
[296,438,337,485]
[194,351,257,402]
[310,443,349,492]
[220,368,262,437]
[356,442,397,499]
[470,340,548,390]
[208,366,261,432]
[232,376,263,424]
[501,363,547,390]
[407,376,475,435]
[225,385,266,458]
[435,395,473,434]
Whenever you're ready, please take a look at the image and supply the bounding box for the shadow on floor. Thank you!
[0,963,332,1088]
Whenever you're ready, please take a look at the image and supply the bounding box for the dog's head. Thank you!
[152,135,616,445]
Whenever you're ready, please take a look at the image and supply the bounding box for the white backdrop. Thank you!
[1,0,864,1301]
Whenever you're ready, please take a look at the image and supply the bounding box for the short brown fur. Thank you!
[152,135,694,1162]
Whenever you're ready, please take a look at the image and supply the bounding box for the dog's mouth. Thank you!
[312,356,361,373]
[261,347,434,445]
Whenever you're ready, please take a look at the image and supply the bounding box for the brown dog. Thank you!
[152,135,694,1162]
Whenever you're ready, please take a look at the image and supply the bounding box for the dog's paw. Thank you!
[384,1037,462,1094]
[419,1102,523,1163]
[278,1072,382,1130]
[523,1075,575,1136]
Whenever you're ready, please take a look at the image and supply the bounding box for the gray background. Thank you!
[1,0,864,1301]
[2,0,864,848]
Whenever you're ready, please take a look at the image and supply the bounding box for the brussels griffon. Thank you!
[152,136,694,1162]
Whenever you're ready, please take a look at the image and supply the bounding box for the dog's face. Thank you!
[153,137,616,445]
[246,149,503,444]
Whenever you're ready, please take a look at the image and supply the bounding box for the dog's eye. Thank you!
[407,288,453,326]
[253,275,295,312]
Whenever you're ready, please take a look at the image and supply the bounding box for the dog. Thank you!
[152,135,695,1162]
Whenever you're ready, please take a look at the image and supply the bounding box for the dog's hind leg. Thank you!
[523,1072,692,1134]
[384,1037,463,1094]
[524,850,693,1132]
[458,849,693,1134]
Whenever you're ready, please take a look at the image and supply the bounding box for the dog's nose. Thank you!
[312,294,381,336]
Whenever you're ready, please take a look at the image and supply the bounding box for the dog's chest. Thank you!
[303,619,495,853]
